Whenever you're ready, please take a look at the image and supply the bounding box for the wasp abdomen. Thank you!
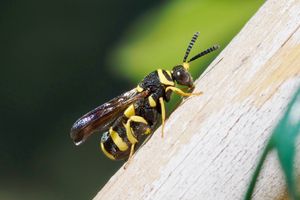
[100,125,131,160]
[100,101,156,160]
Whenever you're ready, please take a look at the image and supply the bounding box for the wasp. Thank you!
[70,32,219,161]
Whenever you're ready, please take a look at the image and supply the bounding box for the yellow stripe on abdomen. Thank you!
[100,142,115,160]
[124,122,138,144]
[109,127,128,151]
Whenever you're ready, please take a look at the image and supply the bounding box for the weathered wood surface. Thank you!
[94,0,300,199]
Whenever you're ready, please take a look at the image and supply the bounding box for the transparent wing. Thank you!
[70,89,148,145]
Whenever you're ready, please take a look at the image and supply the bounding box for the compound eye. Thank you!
[176,69,189,83]
[172,66,193,87]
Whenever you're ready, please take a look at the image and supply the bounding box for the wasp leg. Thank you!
[124,143,135,169]
[123,115,150,169]
[166,86,203,97]
[159,97,166,138]
[129,143,135,159]
[125,115,150,143]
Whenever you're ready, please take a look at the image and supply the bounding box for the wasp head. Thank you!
[174,32,219,88]
[171,64,194,88]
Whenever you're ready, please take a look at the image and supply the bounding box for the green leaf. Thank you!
[271,88,300,199]
[245,87,300,200]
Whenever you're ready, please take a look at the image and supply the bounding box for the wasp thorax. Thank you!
[171,65,193,88]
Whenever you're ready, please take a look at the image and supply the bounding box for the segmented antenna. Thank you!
[183,32,200,62]
[188,45,220,63]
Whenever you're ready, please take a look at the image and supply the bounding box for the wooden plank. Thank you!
[94,0,300,199]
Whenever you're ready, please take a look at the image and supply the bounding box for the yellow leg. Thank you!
[166,86,203,97]
[125,115,150,144]
[159,97,166,138]
[129,143,135,158]
[124,143,135,169]
[123,115,149,169]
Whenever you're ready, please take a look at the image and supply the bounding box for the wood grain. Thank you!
[94,0,300,199]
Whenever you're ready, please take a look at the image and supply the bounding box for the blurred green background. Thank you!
[1,0,263,199]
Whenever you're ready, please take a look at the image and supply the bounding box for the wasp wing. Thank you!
[70,89,148,145]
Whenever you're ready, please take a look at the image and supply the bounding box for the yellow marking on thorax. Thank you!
[148,95,156,107]
[166,70,172,77]
[157,69,174,86]
[100,142,115,160]
[124,104,135,118]
[136,85,144,92]
[109,127,128,151]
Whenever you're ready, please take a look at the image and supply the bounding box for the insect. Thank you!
[70,32,219,161]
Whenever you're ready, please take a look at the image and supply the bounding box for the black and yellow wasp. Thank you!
[70,32,219,161]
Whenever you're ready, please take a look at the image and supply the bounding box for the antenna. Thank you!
[183,32,200,62]
[188,45,220,63]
